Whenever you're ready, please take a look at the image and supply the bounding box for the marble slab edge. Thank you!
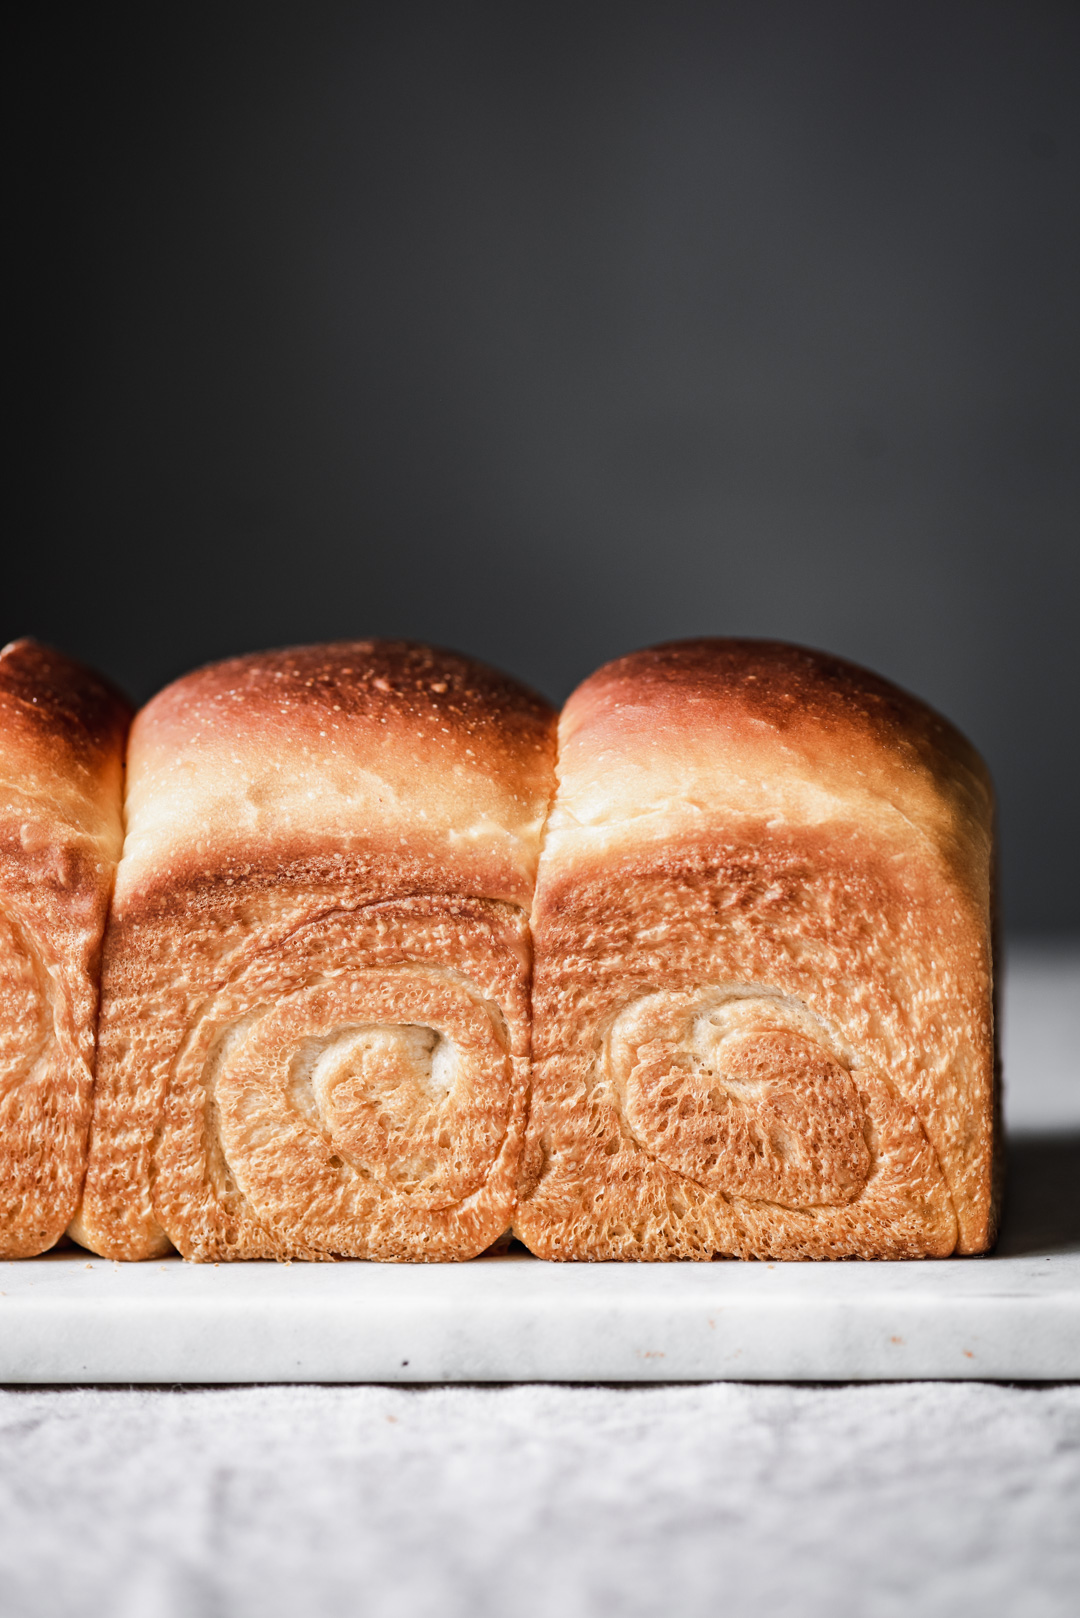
[1,1248,1078,1384]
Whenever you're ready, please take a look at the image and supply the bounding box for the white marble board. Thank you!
[2,945,1077,1385]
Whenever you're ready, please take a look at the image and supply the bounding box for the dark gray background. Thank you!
[10,2,1079,930]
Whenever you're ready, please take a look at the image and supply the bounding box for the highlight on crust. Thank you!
[0,635,997,1263]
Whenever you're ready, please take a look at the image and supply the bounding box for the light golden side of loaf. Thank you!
[514,639,997,1261]
[0,640,130,1256]
[75,641,556,1261]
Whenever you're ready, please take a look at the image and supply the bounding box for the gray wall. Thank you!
[11,3,1079,929]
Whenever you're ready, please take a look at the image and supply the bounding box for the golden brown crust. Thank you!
[515,638,996,1262]
[549,638,993,905]
[0,639,130,776]
[0,641,130,1257]
[118,640,555,912]
[569,639,986,784]
[76,641,556,1261]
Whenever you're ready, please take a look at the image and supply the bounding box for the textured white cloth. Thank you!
[2,1381,1079,1618]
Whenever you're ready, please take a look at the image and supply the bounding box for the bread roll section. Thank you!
[0,640,129,1257]
[73,641,555,1261]
[514,639,997,1261]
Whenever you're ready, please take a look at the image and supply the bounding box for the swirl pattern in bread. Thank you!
[73,641,556,1261]
[514,639,997,1261]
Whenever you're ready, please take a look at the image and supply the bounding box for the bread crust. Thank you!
[75,641,556,1261]
[514,639,997,1261]
[0,640,130,1256]
[118,639,553,911]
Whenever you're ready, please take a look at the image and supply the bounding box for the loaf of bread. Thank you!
[514,639,997,1261]
[73,641,556,1261]
[0,640,129,1257]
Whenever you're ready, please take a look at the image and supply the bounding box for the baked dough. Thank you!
[514,639,998,1260]
[0,640,129,1256]
[73,641,556,1261]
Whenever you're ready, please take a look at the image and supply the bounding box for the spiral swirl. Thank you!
[150,898,526,1261]
[607,987,871,1209]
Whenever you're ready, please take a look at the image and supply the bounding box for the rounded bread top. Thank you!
[0,639,130,862]
[546,639,993,888]
[120,640,557,906]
